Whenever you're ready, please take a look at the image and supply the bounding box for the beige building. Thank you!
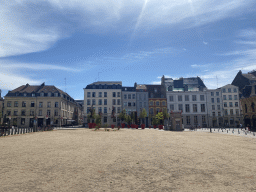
[4,83,82,127]
[84,81,122,126]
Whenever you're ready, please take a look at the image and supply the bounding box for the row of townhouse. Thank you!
[2,83,83,127]
[83,78,242,128]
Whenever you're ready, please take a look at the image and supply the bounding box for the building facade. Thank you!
[136,84,149,125]
[220,84,241,127]
[122,86,136,115]
[84,81,122,126]
[4,83,81,127]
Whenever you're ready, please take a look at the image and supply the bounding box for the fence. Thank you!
[0,126,54,137]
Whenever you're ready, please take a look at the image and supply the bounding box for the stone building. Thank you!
[220,84,241,127]
[240,84,256,131]
[84,81,122,126]
[4,83,81,128]
[122,86,136,115]
[136,84,149,125]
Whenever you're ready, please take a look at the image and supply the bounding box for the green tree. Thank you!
[125,115,132,125]
[162,108,169,126]
[156,112,164,125]
[131,112,135,124]
[118,109,126,123]
[152,116,158,126]
[95,114,101,125]
[88,108,96,123]
[139,108,147,124]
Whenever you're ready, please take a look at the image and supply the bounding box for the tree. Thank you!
[118,109,126,123]
[152,116,158,126]
[95,114,101,125]
[125,115,132,125]
[88,107,96,123]
[131,112,135,124]
[162,108,169,126]
[139,108,147,124]
[155,112,164,125]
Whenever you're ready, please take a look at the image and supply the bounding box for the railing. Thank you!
[0,126,54,137]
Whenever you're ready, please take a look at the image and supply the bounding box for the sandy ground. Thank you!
[1,128,256,192]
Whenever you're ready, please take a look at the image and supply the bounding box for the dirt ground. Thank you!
[1,128,256,192]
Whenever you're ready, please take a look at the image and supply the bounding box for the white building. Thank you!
[84,81,122,126]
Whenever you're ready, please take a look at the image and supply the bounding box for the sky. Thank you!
[0,0,256,100]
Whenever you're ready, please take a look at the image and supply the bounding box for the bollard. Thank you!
[254,133,255,136]
[227,130,228,133]
[222,129,223,132]
[238,130,240,134]
[218,129,219,132]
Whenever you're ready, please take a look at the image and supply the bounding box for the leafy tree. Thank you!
[118,109,126,123]
[95,114,101,125]
[155,112,164,125]
[131,112,135,124]
[152,116,158,126]
[88,108,96,123]
[139,108,147,124]
[162,108,169,126]
[125,115,132,125]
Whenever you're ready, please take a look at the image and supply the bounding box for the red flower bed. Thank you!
[111,124,115,129]
[121,123,125,128]
[153,125,157,129]
[136,125,139,129]
[128,125,130,128]
[141,124,145,129]
[158,125,163,129]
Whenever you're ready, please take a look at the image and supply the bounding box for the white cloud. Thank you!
[203,41,208,45]
[151,81,161,85]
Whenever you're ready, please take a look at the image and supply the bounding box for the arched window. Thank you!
[251,102,255,112]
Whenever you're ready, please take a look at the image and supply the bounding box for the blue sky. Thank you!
[0,0,256,100]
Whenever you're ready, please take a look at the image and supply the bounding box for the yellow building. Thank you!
[4,83,82,127]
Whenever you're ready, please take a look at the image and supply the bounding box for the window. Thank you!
[234,95,238,100]
[169,96,174,102]
[217,105,220,110]
[92,92,96,97]
[212,112,215,117]
[217,98,220,103]
[229,95,232,100]
[39,102,43,108]
[14,110,18,116]
[162,101,166,106]
[104,92,107,97]
[117,107,121,113]
[223,89,226,93]
[92,99,96,105]
[139,102,142,107]
[21,118,25,125]
[132,94,135,99]
[236,109,239,115]
[149,101,153,106]
[24,93,27,96]
[113,92,116,97]
[224,102,227,107]
[53,109,58,116]
[223,95,227,100]
[87,92,91,97]
[211,92,214,96]
[86,107,90,114]
[178,95,182,101]
[104,116,107,123]
[150,108,154,115]
[211,98,214,103]
[234,88,237,92]
[48,92,52,97]
[186,116,190,125]
[32,93,36,97]
[235,102,238,107]
[7,110,11,116]
[218,112,221,116]
[7,101,12,107]
[22,101,26,107]
[128,94,131,99]
[112,99,116,105]
[30,110,34,116]
[55,102,59,108]
[99,92,102,97]
[193,104,197,112]
[117,92,121,97]
[216,92,219,96]
[168,86,173,91]
[229,102,233,107]
[133,102,136,106]
[156,101,160,106]
[98,107,102,113]
[212,105,215,110]
[252,102,255,112]
[124,102,127,106]
[178,104,183,111]
[192,95,197,101]
[156,108,160,114]
[170,104,174,111]
[185,104,190,112]
[201,104,205,112]
[117,99,121,105]
[200,95,204,101]
[21,110,26,116]
[228,88,231,93]
[54,93,58,97]
[194,116,198,124]
[98,99,102,105]
[87,99,91,105]
[47,110,51,116]
[185,95,189,101]
[47,102,51,108]
[128,102,131,106]
[202,116,206,123]
[224,109,228,115]
[124,94,127,99]
[230,109,234,115]
[31,102,35,107]
[40,92,44,97]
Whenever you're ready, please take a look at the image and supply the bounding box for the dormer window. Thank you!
[48,92,51,97]
[24,93,27,96]
[54,93,58,97]
[40,92,44,97]
[154,88,157,93]
[32,93,35,97]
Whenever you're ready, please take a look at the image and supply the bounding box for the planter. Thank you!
[121,123,125,128]
[128,125,130,128]
[88,123,92,128]
[158,125,163,129]
[141,124,145,129]
[111,124,115,129]
[153,125,157,129]
[136,125,139,129]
